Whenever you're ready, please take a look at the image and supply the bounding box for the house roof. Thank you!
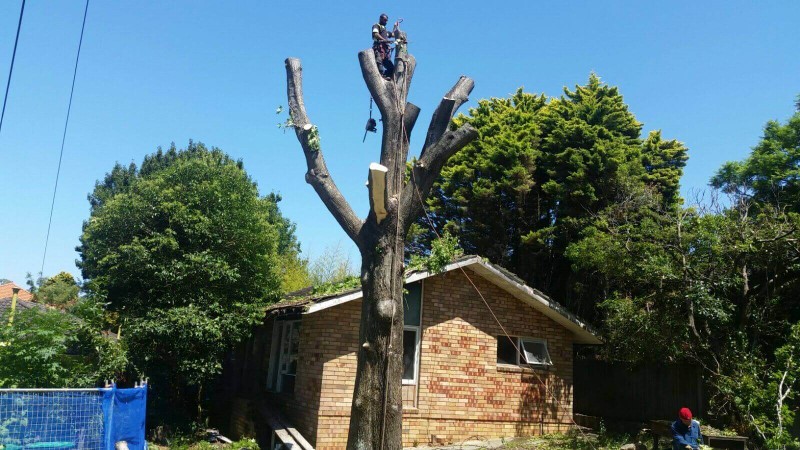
[268,255,601,345]
[0,282,33,302]
[0,297,46,316]
[0,284,119,339]
[0,282,41,316]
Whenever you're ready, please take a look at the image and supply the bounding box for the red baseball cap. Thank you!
[679,407,693,420]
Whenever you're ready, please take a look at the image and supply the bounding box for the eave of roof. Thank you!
[267,256,601,345]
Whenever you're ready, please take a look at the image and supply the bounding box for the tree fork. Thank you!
[284,46,477,449]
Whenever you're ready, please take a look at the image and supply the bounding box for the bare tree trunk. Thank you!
[284,44,477,450]
[350,238,405,450]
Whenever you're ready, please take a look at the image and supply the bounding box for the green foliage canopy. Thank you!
[414,78,800,445]
[78,142,295,393]
[568,141,800,445]
[27,271,80,308]
[413,75,688,316]
[712,102,800,207]
[0,299,126,388]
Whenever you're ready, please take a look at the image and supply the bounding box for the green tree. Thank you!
[711,100,800,208]
[567,180,800,444]
[307,243,356,286]
[641,130,690,206]
[277,251,312,292]
[727,322,800,450]
[27,271,80,308]
[0,300,126,388]
[413,75,688,317]
[412,89,545,274]
[78,142,297,420]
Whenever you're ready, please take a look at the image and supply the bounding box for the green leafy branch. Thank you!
[408,232,462,274]
[275,105,294,132]
[276,106,320,152]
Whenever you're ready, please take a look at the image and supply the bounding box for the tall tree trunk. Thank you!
[284,43,477,449]
[349,239,405,449]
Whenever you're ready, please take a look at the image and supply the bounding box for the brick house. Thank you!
[218,256,600,449]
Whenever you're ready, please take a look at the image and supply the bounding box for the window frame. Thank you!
[402,326,421,385]
[266,319,301,393]
[496,335,553,369]
[518,337,552,367]
[402,281,423,386]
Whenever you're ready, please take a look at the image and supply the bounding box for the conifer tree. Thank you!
[414,75,687,317]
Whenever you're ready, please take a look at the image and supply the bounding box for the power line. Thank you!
[40,0,90,277]
[0,0,26,138]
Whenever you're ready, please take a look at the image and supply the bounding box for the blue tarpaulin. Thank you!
[0,385,147,450]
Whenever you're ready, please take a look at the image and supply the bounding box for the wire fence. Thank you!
[0,385,146,450]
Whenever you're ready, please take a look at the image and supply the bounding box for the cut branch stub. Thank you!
[285,58,310,128]
[400,123,479,225]
[403,103,421,139]
[422,76,475,158]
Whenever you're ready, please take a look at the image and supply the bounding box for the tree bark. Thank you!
[284,46,477,449]
[349,234,405,450]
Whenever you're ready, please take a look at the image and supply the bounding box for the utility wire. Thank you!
[0,0,26,138]
[40,0,90,277]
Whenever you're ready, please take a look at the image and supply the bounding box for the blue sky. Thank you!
[1,1,798,286]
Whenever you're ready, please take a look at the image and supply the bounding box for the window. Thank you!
[496,335,552,367]
[519,338,551,366]
[267,320,300,393]
[403,282,422,385]
[497,335,518,365]
[403,329,418,382]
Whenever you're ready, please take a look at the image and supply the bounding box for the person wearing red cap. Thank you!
[671,407,703,450]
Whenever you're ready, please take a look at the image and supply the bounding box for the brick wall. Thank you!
[222,310,323,444]
[301,299,361,448]
[304,268,576,449]
[218,319,275,440]
[228,398,257,439]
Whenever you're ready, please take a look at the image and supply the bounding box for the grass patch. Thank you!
[498,429,631,449]
[149,437,259,450]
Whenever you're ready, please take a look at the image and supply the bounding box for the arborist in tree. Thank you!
[372,13,398,79]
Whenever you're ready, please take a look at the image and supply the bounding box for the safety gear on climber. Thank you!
[372,14,394,78]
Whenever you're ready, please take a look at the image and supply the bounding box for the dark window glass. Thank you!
[281,374,295,393]
[403,329,417,381]
[403,282,422,326]
[520,339,551,365]
[497,335,518,365]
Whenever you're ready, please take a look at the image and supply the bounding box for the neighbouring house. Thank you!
[0,281,34,302]
[0,282,41,316]
[217,256,601,449]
